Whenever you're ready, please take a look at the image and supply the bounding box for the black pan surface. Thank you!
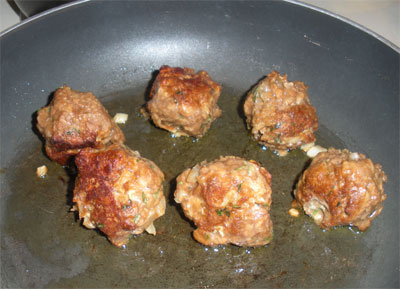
[1,1,399,288]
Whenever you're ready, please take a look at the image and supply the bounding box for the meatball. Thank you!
[174,156,273,247]
[244,71,318,156]
[73,144,166,247]
[294,148,387,231]
[37,85,125,165]
[145,65,222,137]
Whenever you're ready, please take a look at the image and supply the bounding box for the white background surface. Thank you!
[1,0,399,48]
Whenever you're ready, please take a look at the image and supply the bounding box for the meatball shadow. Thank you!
[31,90,81,221]
[64,162,80,220]
[236,76,266,130]
[167,176,196,229]
[144,69,160,102]
[237,90,249,129]
[290,157,312,200]
[140,70,159,125]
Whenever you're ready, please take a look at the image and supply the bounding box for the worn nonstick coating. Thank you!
[1,1,399,288]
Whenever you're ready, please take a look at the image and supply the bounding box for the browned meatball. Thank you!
[294,148,387,231]
[145,65,222,137]
[174,156,273,247]
[244,71,318,156]
[73,144,166,247]
[37,86,125,165]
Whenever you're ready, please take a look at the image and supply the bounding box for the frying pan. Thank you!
[1,1,399,288]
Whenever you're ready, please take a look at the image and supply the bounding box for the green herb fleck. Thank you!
[216,208,230,217]
[204,233,210,240]
[264,232,273,242]
[134,214,141,224]
[97,223,104,228]
[237,183,242,192]
[149,163,155,170]
[200,116,212,130]
[65,128,79,136]
[311,209,320,216]
[154,186,162,198]
[336,202,341,207]
[234,165,246,171]
[142,192,147,204]
[232,205,241,209]
[269,123,281,132]
[274,133,282,144]
[122,204,131,210]
[252,87,259,102]
[178,181,183,185]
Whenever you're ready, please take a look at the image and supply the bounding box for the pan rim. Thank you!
[1,0,399,53]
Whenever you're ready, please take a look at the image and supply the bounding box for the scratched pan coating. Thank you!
[1,1,398,288]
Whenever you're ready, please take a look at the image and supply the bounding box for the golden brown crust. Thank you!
[73,144,165,247]
[244,71,318,154]
[174,156,273,247]
[146,65,222,137]
[294,148,387,230]
[37,86,125,165]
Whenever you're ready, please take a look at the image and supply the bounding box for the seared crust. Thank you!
[294,148,387,230]
[37,86,125,164]
[146,65,222,137]
[244,71,318,154]
[73,144,165,247]
[174,156,273,246]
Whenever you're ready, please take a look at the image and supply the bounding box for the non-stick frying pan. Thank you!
[1,1,399,288]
